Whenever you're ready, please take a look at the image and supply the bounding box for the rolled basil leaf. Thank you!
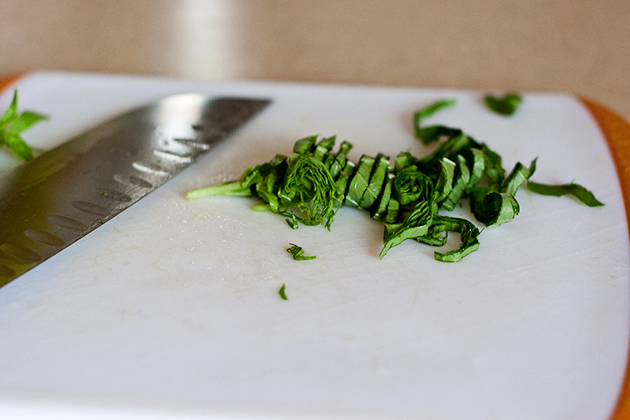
[279,154,339,227]
[470,188,520,228]
[393,166,434,206]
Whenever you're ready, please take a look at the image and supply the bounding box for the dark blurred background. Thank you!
[1,0,629,119]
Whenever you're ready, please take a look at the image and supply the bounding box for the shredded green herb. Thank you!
[414,99,460,145]
[484,93,522,116]
[278,283,288,300]
[287,244,316,260]
[527,181,604,207]
[0,89,48,160]
[187,98,603,262]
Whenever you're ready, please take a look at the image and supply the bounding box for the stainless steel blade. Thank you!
[0,94,271,286]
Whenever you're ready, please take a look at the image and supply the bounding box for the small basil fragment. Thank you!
[287,244,316,260]
[278,283,288,300]
[484,93,523,116]
[527,181,604,207]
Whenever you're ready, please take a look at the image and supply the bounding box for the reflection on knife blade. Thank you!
[0,94,271,287]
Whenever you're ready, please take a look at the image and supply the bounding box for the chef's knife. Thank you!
[0,94,271,287]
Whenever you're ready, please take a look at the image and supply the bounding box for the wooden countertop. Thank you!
[1,0,629,120]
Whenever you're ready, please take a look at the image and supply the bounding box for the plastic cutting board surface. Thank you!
[0,71,628,420]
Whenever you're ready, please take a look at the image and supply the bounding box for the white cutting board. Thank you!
[0,71,628,420]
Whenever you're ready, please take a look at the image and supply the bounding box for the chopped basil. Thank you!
[188,98,602,263]
[278,283,288,300]
[527,181,604,207]
[484,93,522,116]
[287,244,316,260]
[414,99,459,145]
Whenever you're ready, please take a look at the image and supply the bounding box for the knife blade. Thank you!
[0,94,271,287]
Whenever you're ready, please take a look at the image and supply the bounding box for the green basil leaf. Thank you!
[345,154,374,207]
[255,154,288,212]
[1,90,47,161]
[279,154,339,227]
[0,90,19,126]
[3,132,33,160]
[278,283,288,300]
[470,189,520,228]
[441,155,471,211]
[335,160,355,203]
[527,181,604,207]
[415,99,457,120]
[313,135,336,162]
[392,166,434,206]
[360,153,390,209]
[465,148,486,189]
[384,198,400,224]
[413,99,458,144]
[419,133,481,167]
[435,157,456,202]
[379,200,434,258]
[432,216,481,262]
[479,144,506,187]
[10,110,49,133]
[501,158,537,196]
[185,180,252,200]
[287,243,316,260]
[327,140,353,180]
[415,125,462,145]
[484,93,523,116]
[292,135,318,154]
[372,172,394,220]
[394,151,417,172]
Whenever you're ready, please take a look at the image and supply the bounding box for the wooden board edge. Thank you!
[580,97,630,420]
[0,73,27,95]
